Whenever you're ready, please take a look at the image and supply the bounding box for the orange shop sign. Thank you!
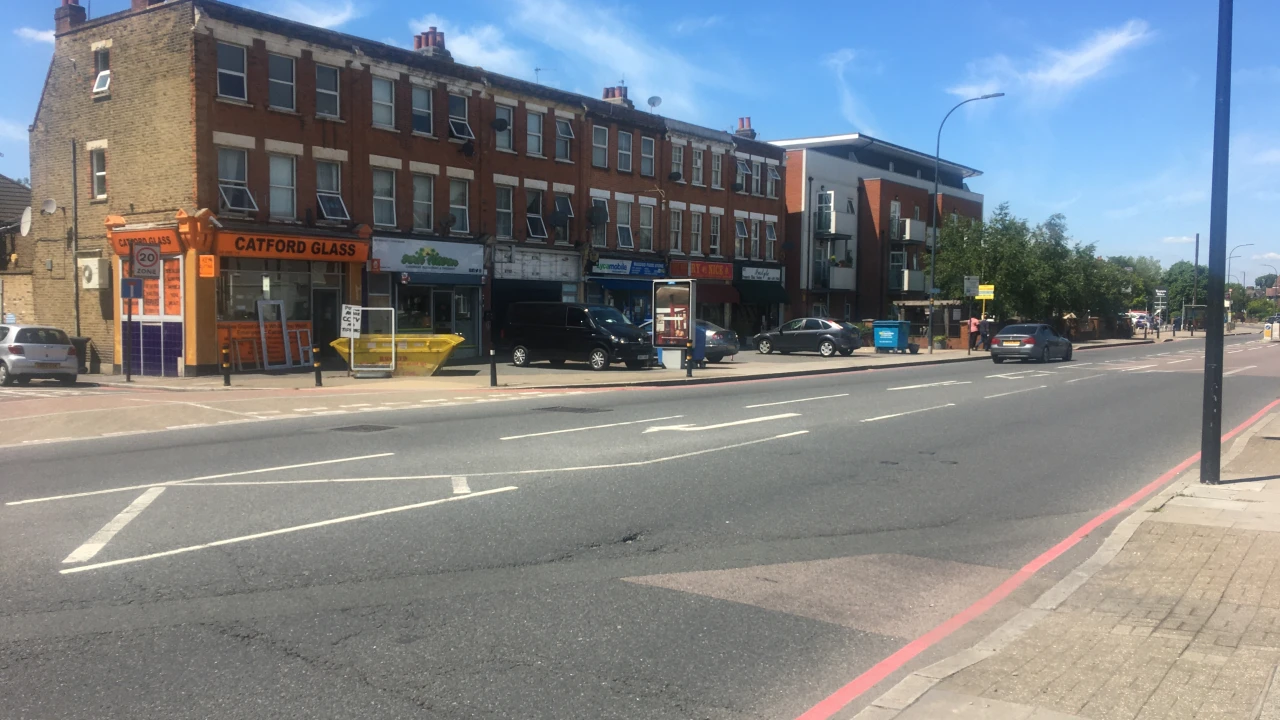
[670,259,733,281]
[216,232,369,262]
[109,228,184,255]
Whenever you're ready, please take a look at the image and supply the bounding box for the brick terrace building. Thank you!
[771,134,984,324]
[0,174,33,323]
[20,0,787,375]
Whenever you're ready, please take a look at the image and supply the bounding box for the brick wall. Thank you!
[24,2,195,362]
[0,272,35,324]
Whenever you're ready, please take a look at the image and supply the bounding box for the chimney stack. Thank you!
[55,0,86,34]
[603,85,633,109]
[734,117,758,141]
[414,27,453,61]
[131,0,164,10]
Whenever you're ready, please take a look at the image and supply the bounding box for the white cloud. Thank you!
[949,19,1152,103]
[411,14,532,79]
[14,27,55,44]
[1161,236,1195,244]
[257,0,357,29]
[823,48,878,135]
[672,15,723,35]
[0,118,28,141]
[1254,252,1280,262]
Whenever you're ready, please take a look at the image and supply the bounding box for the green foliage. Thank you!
[1246,298,1276,320]
[1257,274,1278,290]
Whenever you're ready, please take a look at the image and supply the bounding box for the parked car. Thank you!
[754,318,861,357]
[990,323,1072,364]
[638,319,740,363]
[503,302,653,371]
[0,325,78,386]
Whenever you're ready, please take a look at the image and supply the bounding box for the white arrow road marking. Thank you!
[451,476,471,495]
[62,487,166,564]
[501,415,684,441]
[644,413,800,433]
[745,393,850,408]
[1224,365,1257,376]
[861,404,956,423]
[887,381,971,391]
[985,385,1048,399]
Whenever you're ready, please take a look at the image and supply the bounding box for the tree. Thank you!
[1256,273,1277,290]
[1246,298,1275,320]
[1161,261,1206,319]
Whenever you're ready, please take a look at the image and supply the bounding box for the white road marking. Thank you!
[100,430,149,437]
[887,382,970,392]
[339,403,372,408]
[1224,365,1257,376]
[643,413,800,433]
[381,401,412,406]
[248,410,281,415]
[1227,349,1244,354]
[501,415,684,441]
[294,407,328,412]
[165,423,208,430]
[1065,374,1106,384]
[745,393,851,406]
[1059,363,1094,369]
[860,403,956,423]
[984,385,1048,399]
[987,370,1036,378]
[60,486,519,574]
[6,453,396,506]
[1120,365,1157,372]
[312,410,348,415]
[451,476,471,494]
[62,487,166,564]
[1165,358,1193,365]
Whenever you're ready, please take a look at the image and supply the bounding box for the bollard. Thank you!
[685,340,693,378]
[313,347,322,387]
[221,345,231,386]
[489,348,497,387]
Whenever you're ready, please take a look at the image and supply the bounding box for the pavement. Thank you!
[0,331,1275,719]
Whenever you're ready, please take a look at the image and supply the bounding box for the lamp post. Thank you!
[1264,264,1279,313]
[1226,243,1252,290]
[928,92,1003,354]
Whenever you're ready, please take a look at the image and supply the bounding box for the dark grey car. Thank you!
[990,323,1072,364]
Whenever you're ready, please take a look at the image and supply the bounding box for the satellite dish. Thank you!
[460,140,475,157]
[439,214,457,231]
[20,207,32,237]
[490,117,509,132]
[41,198,57,215]
[588,205,608,227]
[731,182,744,193]
[647,96,661,111]
[667,171,682,182]
[546,210,568,229]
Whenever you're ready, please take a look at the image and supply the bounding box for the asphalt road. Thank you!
[1,334,1276,719]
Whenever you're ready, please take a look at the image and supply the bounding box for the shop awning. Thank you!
[401,271,483,286]
[696,282,740,304]
[588,276,656,292]
[735,280,790,305]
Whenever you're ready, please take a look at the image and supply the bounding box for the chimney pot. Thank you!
[744,116,752,128]
[414,34,423,50]
[437,31,445,48]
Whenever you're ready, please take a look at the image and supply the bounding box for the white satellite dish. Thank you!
[41,198,57,215]
[647,96,662,111]
[20,207,32,237]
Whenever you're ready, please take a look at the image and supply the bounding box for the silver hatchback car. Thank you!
[0,325,78,386]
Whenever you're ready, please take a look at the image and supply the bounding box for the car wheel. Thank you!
[1041,346,1050,364]
[819,340,836,357]
[511,345,531,367]
[757,339,773,354]
[1064,346,1073,361]
[588,348,609,371]
[58,375,77,386]
[0,363,11,386]
[838,348,854,356]
[992,356,1005,364]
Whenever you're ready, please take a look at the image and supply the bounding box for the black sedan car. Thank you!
[990,323,1072,363]
[754,318,861,357]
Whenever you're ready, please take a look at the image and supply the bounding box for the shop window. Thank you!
[268,54,295,111]
[449,178,469,233]
[555,119,573,161]
[527,111,544,156]
[750,220,760,258]
[90,149,107,199]
[554,194,573,244]
[690,213,703,255]
[412,85,433,134]
[216,42,246,101]
[669,209,682,253]
[92,48,110,94]
[372,77,395,129]
[637,204,653,251]
[711,153,723,188]
[765,222,777,261]
[734,219,748,257]
[616,200,632,248]
[692,149,704,185]
[709,215,721,256]
[640,136,654,177]
[268,154,295,219]
[315,161,349,221]
[526,189,547,239]
[217,147,257,213]
[495,186,514,238]
[767,165,781,198]
[495,105,513,150]
[412,174,434,231]
[217,258,314,322]
[671,145,684,181]
[372,169,396,227]
[590,198,608,247]
[316,64,340,118]
[618,131,633,172]
[592,126,608,168]
[448,93,474,140]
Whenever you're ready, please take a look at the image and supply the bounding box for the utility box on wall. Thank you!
[77,257,111,289]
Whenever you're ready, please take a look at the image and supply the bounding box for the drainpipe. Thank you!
[71,138,81,337]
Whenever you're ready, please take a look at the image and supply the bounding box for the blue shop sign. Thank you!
[591,258,665,277]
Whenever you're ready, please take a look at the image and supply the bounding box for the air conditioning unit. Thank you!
[78,257,111,289]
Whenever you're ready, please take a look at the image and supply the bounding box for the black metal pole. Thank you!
[125,300,133,382]
[70,138,81,337]
[313,346,322,386]
[1200,0,1233,485]
[222,345,231,386]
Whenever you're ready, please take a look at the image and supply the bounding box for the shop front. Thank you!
[734,262,789,337]
[668,259,738,327]
[369,236,484,359]
[108,224,188,377]
[584,257,666,323]
[492,245,582,334]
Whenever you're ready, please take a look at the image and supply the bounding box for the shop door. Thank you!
[432,290,454,334]
[313,289,341,358]
[256,300,292,368]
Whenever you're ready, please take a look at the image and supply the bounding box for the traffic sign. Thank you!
[121,278,144,299]
[977,284,995,300]
[340,304,361,339]
[132,244,161,278]
[963,276,980,297]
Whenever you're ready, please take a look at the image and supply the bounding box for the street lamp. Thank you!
[1226,243,1253,290]
[928,92,1004,354]
[1264,264,1279,313]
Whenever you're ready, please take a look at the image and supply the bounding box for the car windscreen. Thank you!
[998,324,1040,336]
[588,307,632,326]
[14,328,71,344]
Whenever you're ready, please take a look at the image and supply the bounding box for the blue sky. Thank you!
[4,0,1279,282]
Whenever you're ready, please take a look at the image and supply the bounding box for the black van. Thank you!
[504,302,653,371]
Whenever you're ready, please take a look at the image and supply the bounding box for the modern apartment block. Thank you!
[21,0,787,376]
[772,134,984,323]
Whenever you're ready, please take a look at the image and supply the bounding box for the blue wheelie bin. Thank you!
[872,320,917,354]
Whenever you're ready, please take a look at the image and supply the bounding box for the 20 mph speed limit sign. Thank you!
[132,244,161,278]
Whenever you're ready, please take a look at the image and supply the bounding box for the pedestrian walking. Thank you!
[968,315,981,350]
[979,315,992,351]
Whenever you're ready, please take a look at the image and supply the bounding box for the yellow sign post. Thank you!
[977,284,995,316]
